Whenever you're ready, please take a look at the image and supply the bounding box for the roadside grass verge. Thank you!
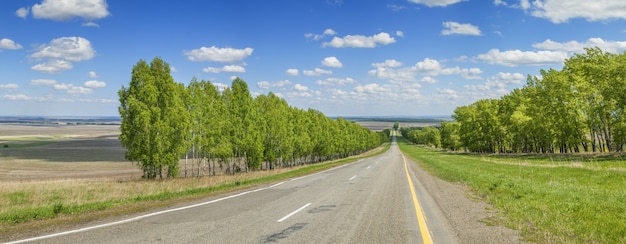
[398,138,626,243]
[0,142,390,240]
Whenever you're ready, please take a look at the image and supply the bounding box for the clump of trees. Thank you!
[119,57,388,179]
[401,127,441,148]
[426,47,626,154]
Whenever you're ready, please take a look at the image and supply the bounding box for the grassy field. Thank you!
[398,137,626,243]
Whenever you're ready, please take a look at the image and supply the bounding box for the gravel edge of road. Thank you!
[405,157,528,243]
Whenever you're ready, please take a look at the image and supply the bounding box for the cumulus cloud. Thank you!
[476,49,568,67]
[0,84,19,90]
[369,58,483,82]
[257,80,292,89]
[533,38,626,54]
[31,60,74,73]
[29,36,95,73]
[286,68,299,76]
[184,46,254,62]
[372,59,403,68]
[316,77,356,86]
[527,0,626,23]
[305,28,337,41]
[3,94,50,101]
[408,0,466,7]
[30,79,57,85]
[303,68,332,76]
[396,30,405,37]
[322,32,396,48]
[203,65,246,73]
[16,7,29,18]
[31,36,95,62]
[441,22,482,36]
[53,83,93,94]
[84,80,106,88]
[88,71,98,78]
[19,0,110,26]
[321,56,343,68]
[0,38,23,50]
[294,84,309,91]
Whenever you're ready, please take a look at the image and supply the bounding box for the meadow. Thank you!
[398,138,626,243]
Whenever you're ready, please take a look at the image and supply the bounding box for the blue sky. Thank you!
[1,0,626,117]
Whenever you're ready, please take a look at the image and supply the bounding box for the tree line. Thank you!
[118,57,388,179]
[404,48,626,154]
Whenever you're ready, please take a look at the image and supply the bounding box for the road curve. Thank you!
[9,138,458,244]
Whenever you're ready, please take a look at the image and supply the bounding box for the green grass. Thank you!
[398,138,626,243]
[0,142,391,227]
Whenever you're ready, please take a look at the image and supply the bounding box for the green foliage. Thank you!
[118,58,190,178]
[450,47,626,153]
[119,58,386,178]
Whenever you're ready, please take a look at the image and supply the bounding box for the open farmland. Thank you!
[0,124,140,181]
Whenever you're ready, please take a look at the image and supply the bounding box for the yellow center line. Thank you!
[403,154,433,244]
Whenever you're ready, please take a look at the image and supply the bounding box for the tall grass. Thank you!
[398,138,626,243]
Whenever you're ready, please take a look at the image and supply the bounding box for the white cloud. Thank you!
[0,84,19,90]
[84,80,106,88]
[294,84,309,91]
[372,59,403,68]
[30,79,57,85]
[322,32,396,48]
[16,7,29,18]
[396,30,405,37]
[31,36,95,62]
[257,80,292,89]
[184,46,253,62]
[29,36,95,73]
[527,0,626,23]
[354,83,392,94]
[81,21,99,27]
[203,65,246,73]
[321,56,343,68]
[303,68,332,76]
[3,94,50,101]
[533,38,626,54]
[88,71,98,78]
[476,49,568,66]
[316,77,356,86]
[53,83,93,94]
[286,68,299,76]
[27,0,110,21]
[387,4,407,11]
[441,22,482,36]
[420,77,438,83]
[369,58,483,82]
[305,28,337,41]
[31,60,73,73]
[0,38,23,50]
[437,89,459,100]
[408,0,466,7]
[492,72,525,84]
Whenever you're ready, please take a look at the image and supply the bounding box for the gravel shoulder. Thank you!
[406,156,527,243]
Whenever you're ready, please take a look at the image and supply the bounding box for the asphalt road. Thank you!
[10,138,458,244]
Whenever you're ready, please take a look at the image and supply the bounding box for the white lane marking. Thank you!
[9,157,367,243]
[349,175,357,181]
[277,203,311,222]
[366,166,371,169]
[6,181,288,244]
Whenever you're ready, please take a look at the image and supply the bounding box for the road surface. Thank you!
[9,138,459,243]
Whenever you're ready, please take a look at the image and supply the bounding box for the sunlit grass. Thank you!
[398,138,626,243]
